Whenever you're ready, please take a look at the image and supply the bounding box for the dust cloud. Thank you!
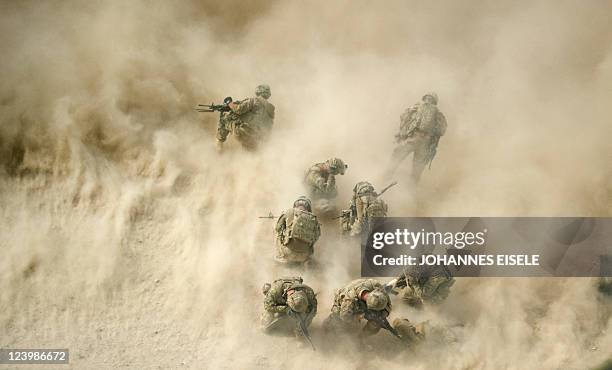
[0,1,611,369]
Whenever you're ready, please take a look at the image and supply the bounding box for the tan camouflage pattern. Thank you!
[388,99,447,182]
[401,265,455,307]
[304,163,338,199]
[324,279,392,335]
[217,95,275,150]
[274,207,320,263]
[343,182,388,236]
[393,318,426,345]
[261,278,317,334]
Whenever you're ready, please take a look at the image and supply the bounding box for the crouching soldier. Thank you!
[304,157,347,217]
[274,196,321,264]
[323,278,399,338]
[389,264,455,308]
[340,181,392,237]
[261,277,317,347]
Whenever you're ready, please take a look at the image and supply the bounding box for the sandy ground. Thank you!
[1,1,611,369]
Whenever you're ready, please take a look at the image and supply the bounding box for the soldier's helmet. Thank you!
[287,291,309,313]
[354,181,375,196]
[293,196,313,212]
[255,84,271,99]
[422,92,438,105]
[366,290,388,311]
[326,157,347,175]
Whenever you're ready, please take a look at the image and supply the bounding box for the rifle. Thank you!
[357,300,401,339]
[288,310,316,351]
[332,209,351,220]
[425,135,441,169]
[376,181,398,196]
[363,309,401,339]
[195,96,233,113]
[259,212,277,219]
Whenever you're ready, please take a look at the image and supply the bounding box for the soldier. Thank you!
[389,263,455,308]
[393,318,459,347]
[261,277,317,345]
[216,84,275,151]
[392,318,426,346]
[323,278,395,337]
[274,196,321,264]
[304,157,347,216]
[341,181,390,237]
[387,92,447,183]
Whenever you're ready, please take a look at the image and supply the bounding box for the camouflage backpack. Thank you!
[365,197,388,219]
[285,209,320,251]
[354,181,375,197]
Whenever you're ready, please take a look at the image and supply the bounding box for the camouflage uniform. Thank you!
[324,278,392,336]
[341,181,388,236]
[392,318,426,346]
[394,264,454,308]
[304,158,347,216]
[274,197,321,263]
[393,318,458,347]
[217,84,275,151]
[261,277,317,336]
[387,92,447,183]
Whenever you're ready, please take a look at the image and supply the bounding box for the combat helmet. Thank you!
[354,181,375,197]
[326,157,347,175]
[293,196,313,212]
[287,291,309,313]
[422,92,438,105]
[255,84,271,99]
[366,289,388,311]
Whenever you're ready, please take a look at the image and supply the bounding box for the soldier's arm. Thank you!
[397,106,418,139]
[274,212,287,234]
[324,175,336,194]
[229,98,255,115]
[305,293,318,324]
[311,172,328,192]
[339,299,360,324]
[313,220,321,243]
[264,287,289,314]
[436,111,447,136]
[268,103,275,119]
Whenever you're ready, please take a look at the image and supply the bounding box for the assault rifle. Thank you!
[376,181,398,196]
[288,310,316,351]
[363,309,401,339]
[258,212,277,219]
[195,96,233,113]
[332,181,398,220]
[425,135,441,169]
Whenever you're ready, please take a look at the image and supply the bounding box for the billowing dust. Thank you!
[0,1,611,369]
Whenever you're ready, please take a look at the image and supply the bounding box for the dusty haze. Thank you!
[0,1,611,369]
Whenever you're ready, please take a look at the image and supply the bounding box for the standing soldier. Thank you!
[341,181,391,237]
[387,92,447,183]
[274,196,321,264]
[216,84,275,151]
[261,277,317,347]
[323,278,398,338]
[304,157,347,216]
